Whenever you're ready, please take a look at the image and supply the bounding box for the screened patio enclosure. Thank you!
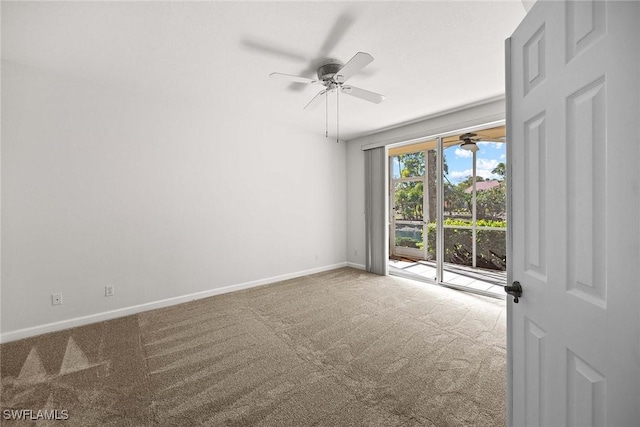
[388,125,506,297]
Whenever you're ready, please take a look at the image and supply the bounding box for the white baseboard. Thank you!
[346,262,366,270]
[0,262,348,343]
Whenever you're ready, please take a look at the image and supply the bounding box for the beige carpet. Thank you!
[0,268,506,426]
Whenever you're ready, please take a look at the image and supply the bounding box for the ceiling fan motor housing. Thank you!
[317,61,344,84]
[460,132,477,142]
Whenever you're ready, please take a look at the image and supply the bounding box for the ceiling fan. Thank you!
[459,132,506,152]
[459,133,481,152]
[270,52,385,142]
[244,13,368,92]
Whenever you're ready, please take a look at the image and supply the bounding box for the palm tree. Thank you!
[492,162,506,178]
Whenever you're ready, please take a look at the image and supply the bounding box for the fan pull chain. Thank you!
[336,87,340,143]
[325,90,329,138]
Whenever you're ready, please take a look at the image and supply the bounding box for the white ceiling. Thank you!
[2,1,527,141]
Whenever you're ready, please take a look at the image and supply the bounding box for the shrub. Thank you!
[422,221,506,270]
[395,236,420,248]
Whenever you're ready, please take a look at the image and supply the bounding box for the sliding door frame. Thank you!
[387,119,506,292]
[436,136,444,284]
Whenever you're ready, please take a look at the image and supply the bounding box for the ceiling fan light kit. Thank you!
[460,140,479,152]
[270,52,385,143]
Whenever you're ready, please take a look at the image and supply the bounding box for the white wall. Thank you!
[1,61,347,340]
[346,98,506,269]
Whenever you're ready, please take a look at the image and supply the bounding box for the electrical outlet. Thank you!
[105,286,115,297]
[52,293,62,306]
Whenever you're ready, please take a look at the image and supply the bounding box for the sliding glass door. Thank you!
[388,125,507,297]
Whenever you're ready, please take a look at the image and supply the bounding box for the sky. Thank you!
[444,140,506,184]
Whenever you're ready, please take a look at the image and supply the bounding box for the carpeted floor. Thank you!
[0,268,506,426]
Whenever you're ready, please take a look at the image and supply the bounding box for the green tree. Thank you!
[393,152,425,221]
[394,181,423,220]
[492,162,506,178]
[398,152,425,178]
[476,183,506,220]
[444,181,470,215]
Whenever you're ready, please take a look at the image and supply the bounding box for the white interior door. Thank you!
[507,1,640,426]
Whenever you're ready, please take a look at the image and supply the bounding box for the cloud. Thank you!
[448,158,502,183]
[449,170,473,180]
[477,140,504,149]
[477,158,500,170]
[454,148,473,158]
[500,153,506,160]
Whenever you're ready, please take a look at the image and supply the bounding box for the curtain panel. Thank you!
[364,147,388,275]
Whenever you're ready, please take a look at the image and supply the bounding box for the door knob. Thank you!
[504,281,523,303]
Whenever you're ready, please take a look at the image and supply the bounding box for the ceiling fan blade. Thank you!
[242,39,307,62]
[341,85,385,103]
[333,52,374,83]
[303,90,327,110]
[270,72,318,85]
[318,13,355,56]
[287,14,355,93]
